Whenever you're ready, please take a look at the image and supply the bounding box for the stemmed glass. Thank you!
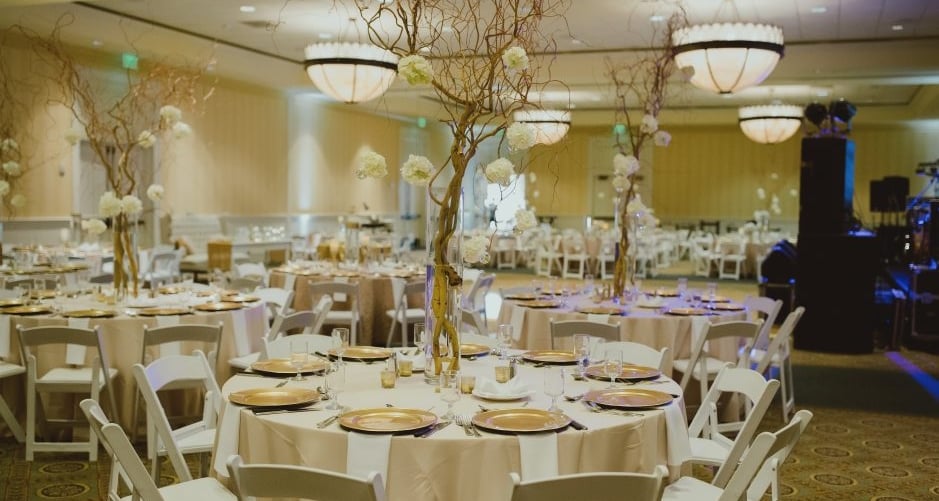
[497,324,513,358]
[544,367,565,412]
[604,350,623,388]
[414,322,427,356]
[439,370,460,420]
[331,327,350,364]
[677,278,689,303]
[290,340,309,381]
[705,282,717,309]
[573,334,591,378]
[325,363,346,410]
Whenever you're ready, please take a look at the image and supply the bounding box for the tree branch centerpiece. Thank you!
[357,0,565,374]
[608,14,683,297]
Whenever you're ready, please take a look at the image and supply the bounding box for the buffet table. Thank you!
[213,351,689,501]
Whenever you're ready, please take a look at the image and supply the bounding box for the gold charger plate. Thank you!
[472,409,571,434]
[505,293,540,301]
[709,303,745,311]
[460,343,491,357]
[585,364,661,382]
[28,290,56,299]
[193,301,243,312]
[518,299,561,309]
[229,387,319,408]
[694,295,731,303]
[250,358,328,376]
[521,350,578,365]
[584,388,673,409]
[646,288,679,297]
[157,286,185,295]
[4,305,52,316]
[331,271,359,278]
[576,306,624,315]
[221,294,261,303]
[136,307,191,316]
[339,408,437,434]
[327,346,392,361]
[665,307,710,316]
[635,300,667,309]
[63,309,117,319]
[0,299,25,308]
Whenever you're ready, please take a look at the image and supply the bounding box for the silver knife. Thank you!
[253,406,320,416]
[417,421,451,438]
[316,414,341,428]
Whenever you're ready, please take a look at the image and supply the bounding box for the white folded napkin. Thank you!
[509,307,525,341]
[517,432,558,480]
[0,314,9,359]
[663,397,692,471]
[213,401,243,478]
[346,432,392,486]
[156,315,181,357]
[66,318,90,365]
[230,308,250,357]
[473,376,531,398]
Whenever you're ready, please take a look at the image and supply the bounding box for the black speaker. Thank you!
[882,176,909,212]
[795,234,877,353]
[870,180,886,212]
[799,137,855,237]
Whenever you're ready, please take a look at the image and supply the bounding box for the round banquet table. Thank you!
[213,352,689,501]
[0,294,267,432]
[269,266,425,346]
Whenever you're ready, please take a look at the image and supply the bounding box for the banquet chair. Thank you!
[141,249,183,289]
[459,329,499,347]
[310,281,361,346]
[228,277,263,292]
[495,236,519,269]
[17,325,118,461]
[133,351,220,482]
[597,242,616,280]
[751,307,804,421]
[508,466,665,501]
[461,307,489,336]
[227,455,385,501]
[674,320,761,399]
[686,365,779,479]
[0,360,26,442]
[228,303,331,371]
[262,333,335,359]
[599,341,672,374]
[461,272,494,322]
[561,242,588,279]
[253,287,295,323]
[745,410,813,501]
[499,286,535,298]
[717,239,747,280]
[534,235,563,277]
[549,320,620,350]
[742,297,783,355]
[130,323,222,441]
[233,262,268,286]
[385,278,426,348]
[80,399,236,501]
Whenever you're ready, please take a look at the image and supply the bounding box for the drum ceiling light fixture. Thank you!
[303,42,398,104]
[513,109,571,145]
[738,103,803,144]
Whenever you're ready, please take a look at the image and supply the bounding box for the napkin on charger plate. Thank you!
[473,376,533,399]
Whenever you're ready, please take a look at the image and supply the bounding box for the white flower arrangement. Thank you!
[398,55,434,85]
[639,114,658,134]
[463,234,491,264]
[514,208,537,232]
[653,130,671,147]
[612,174,631,192]
[356,151,388,179]
[506,122,536,151]
[0,180,9,197]
[81,218,107,235]
[121,195,143,215]
[0,138,17,153]
[160,105,183,124]
[137,130,157,149]
[501,46,529,72]
[172,122,192,139]
[64,127,82,146]
[613,153,640,177]
[756,187,766,200]
[484,158,515,187]
[10,194,26,208]
[146,184,165,202]
[400,154,434,186]
[98,191,123,217]
[2,161,21,177]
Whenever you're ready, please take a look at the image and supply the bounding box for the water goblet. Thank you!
[439,370,460,420]
[331,327,350,364]
[414,322,427,356]
[604,350,623,388]
[325,363,346,410]
[497,324,513,358]
[290,340,309,381]
[544,367,565,412]
[677,278,689,303]
[705,282,717,308]
[573,333,590,377]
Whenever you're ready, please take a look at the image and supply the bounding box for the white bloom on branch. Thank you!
[502,46,529,72]
[528,172,537,183]
[770,172,779,180]
[506,122,536,151]
[146,184,165,202]
[640,114,658,134]
[160,105,183,124]
[532,189,540,199]
[10,194,26,208]
[398,55,434,85]
[400,154,433,186]
[137,130,157,149]
[64,127,82,146]
[2,161,22,177]
[771,194,780,204]
[515,208,537,232]
[356,151,388,179]
[121,195,143,215]
[653,130,671,147]
[771,204,782,215]
[613,153,640,177]
[98,191,123,217]
[172,122,192,139]
[484,158,515,187]
[0,180,9,197]
[463,234,491,265]
[756,187,766,200]
[612,174,631,192]
[789,188,799,197]
[81,218,107,235]
[0,138,18,153]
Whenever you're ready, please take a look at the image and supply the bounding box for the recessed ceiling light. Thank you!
[317,33,334,40]
[239,5,255,13]
[571,38,583,45]
[891,24,904,31]
[810,6,827,14]
[91,39,103,47]
[650,14,665,22]
[816,90,830,97]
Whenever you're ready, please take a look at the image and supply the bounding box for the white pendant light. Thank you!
[738,104,803,144]
[513,109,571,145]
[303,42,398,104]
[672,22,784,94]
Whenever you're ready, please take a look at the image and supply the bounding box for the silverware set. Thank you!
[455,415,482,437]
[414,420,450,438]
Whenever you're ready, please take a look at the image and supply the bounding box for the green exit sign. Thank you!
[121,52,138,70]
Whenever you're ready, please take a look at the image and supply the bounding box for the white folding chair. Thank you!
[385,278,426,348]
[600,341,672,374]
[233,262,268,286]
[227,454,385,501]
[228,299,331,371]
[663,430,777,501]
[459,329,499,347]
[133,351,220,483]
[751,307,804,421]
[743,296,783,359]
[461,272,494,322]
[253,287,295,322]
[686,365,780,480]
[0,360,26,442]
[746,410,813,501]
[80,399,235,501]
[262,333,335,360]
[495,236,519,269]
[508,466,665,501]
[227,277,263,292]
[548,320,620,350]
[141,249,183,289]
[718,240,747,280]
[675,320,762,399]
[461,307,489,337]
[310,281,361,346]
[17,325,118,461]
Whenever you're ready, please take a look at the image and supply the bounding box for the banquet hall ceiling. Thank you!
[2,0,939,126]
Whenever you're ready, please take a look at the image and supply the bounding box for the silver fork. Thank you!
[455,415,473,436]
[459,415,482,437]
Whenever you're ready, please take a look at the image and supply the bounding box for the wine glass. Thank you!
[677,278,689,303]
[705,282,717,308]
[331,327,350,364]
[604,349,623,388]
[573,333,590,378]
[290,340,309,381]
[591,338,606,366]
[439,370,460,420]
[325,363,346,410]
[544,367,565,412]
[497,324,513,358]
[414,322,427,356]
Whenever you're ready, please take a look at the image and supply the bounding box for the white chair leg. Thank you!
[0,396,24,443]
[25,381,35,461]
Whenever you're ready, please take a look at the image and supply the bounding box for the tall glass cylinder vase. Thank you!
[111,213,139,302]
[424,186,463,381]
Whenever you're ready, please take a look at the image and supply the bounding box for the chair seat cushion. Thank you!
[689,437,731,465]
[662,475,722,501]
[0,361,25,378]
[121,477,236,501]
[38,367,118,386]
[672,357,726,379]
[228,352,260,370]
